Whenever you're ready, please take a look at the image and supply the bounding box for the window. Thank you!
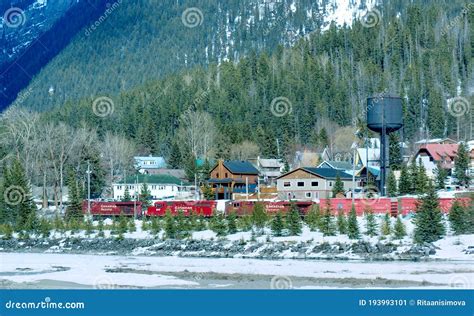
[283,182,291,187]
[225,173,228,178]
[216,173,219,178]
[151,185,156,190]
[305,192,312,198]
[297,182,304,187]
[328,181,333,187]
[311,181,318,187]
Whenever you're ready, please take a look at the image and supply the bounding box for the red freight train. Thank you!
[82,201,142,217]
[84,197,470,217]
[145,200,217,217]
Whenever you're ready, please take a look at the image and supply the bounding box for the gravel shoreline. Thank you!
[0,237,442,261]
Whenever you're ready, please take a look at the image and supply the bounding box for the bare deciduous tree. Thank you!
[178,110,216,159]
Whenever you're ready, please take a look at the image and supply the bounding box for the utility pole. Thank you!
[87,161,91,217]
[134,175,138,219]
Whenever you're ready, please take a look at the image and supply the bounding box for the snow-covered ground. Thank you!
[0,253,472,289]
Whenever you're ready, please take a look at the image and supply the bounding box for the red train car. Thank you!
[225,200,313,216]
[146,200,217,217]
[317,198,394,216]
[82,201,142,217]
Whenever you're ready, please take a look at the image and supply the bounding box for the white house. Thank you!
[113,175,195,201]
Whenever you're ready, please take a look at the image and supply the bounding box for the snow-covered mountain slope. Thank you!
[0,0,77,65]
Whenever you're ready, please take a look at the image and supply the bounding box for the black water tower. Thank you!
[367,96,403,196]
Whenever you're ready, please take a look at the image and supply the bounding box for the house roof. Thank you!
[417,144,458,162]
[223,160,259,174]
[134,156,166,169]
[277,167,353,180]
[258,158,282,168]
[117,174,184,185]
[318,160,353,171]
[356,148,380,167]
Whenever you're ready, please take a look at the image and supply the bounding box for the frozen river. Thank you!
[0,253,473,289]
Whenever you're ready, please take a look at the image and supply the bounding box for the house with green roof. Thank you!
[112,174,196,201]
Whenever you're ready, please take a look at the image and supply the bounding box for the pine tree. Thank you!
[364,208,378,237]
[139,182,152,208]
[415,161,429,195]
[65,170,83,222]
[435,163,448,190]
[97,218,105,237]
[332,173,345,197]
[84,218,94,236]
[2,223,13,240]
[167,138,182,169]
[202,184,214,200]
[122,186,131,202]
[387,170,398,197]
[151,216,160,235]
[271,212,284,236]
[184,154,198,182]
[448,200,467,235]
[409,161,418,194]
[227,211,237,234]
[320,201,336,236]
[176,210,189,239]
[210,212,227,236]
[389,133,402,169]
[413,183,445,244]
[252,203,267,230]
[454,142,470,187]
[286,206,302,236]
[128,218,136,233]
[118,214,128,235]
[164,211,177,238]
[381,213,392,236]
[393,215,406,239]
[3,159,37,230]
[39,218,51,238]
[398,164,411,195]
[305,204,321,231]
[347,204,360,239]
[336,209,347,234]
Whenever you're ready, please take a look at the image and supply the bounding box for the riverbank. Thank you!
[1,253,473,289]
